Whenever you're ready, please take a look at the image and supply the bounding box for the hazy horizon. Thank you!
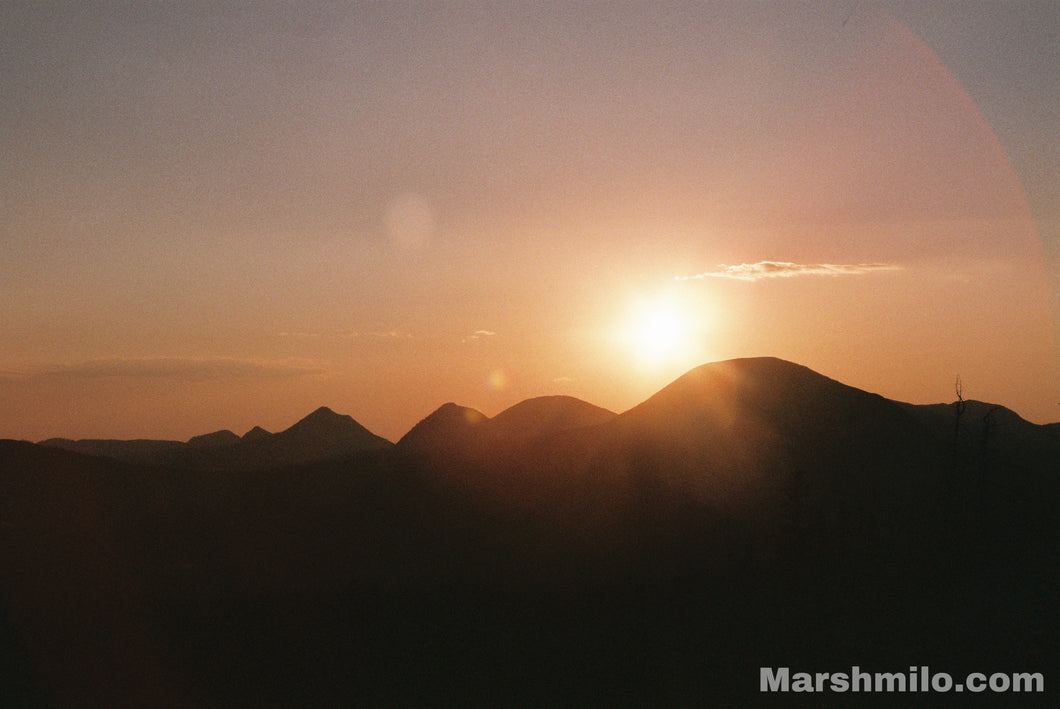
[19,355,1058,445]
[3,2,1058,442]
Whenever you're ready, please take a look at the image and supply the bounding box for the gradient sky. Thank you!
[2,1,1058,442]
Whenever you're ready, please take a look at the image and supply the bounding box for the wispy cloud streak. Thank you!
[462,330,497,343]
[344,330,414,340]
[677,261,902,281]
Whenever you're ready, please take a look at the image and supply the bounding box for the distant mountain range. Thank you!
[35,357,1058,479]
[40,405,392,471]
[4,357,1058,706]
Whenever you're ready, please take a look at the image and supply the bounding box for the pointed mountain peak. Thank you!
[301,406,344,422]
[281,406,362,437]
[255,406,393,459]
[242,426,272,441]
[396,403,488,450]
[433,402,489,426]
[416,402,488,430]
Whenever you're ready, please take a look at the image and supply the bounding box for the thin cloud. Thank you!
[344,330,413,340]
[462,330,497,343]
[677,261,902,281]
[15,357,326,383]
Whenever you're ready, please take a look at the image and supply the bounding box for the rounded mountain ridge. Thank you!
[487,396,616,439]
[618,356,926,456]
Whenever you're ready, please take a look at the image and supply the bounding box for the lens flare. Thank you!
[487,368,508,390]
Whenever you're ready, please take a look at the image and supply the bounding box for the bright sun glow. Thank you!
[620,294,704,370]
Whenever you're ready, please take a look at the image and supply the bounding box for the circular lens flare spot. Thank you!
[487,368,508,390]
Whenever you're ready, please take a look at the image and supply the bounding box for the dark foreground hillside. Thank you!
[3,359,1058,706]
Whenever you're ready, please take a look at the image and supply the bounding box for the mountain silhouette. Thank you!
[36,437,185,466]
[182,406,393,471]
[396,402,488,451]
[39,406,392,470]
[395,397,617,489]
[7,357,1058,706]
[485,395,616,440]
[396,396,615,457]
[241,425,272,442]
[609,357,942,498]
[187,429,241,449]
[391,359,951,530]
[277,406,391,452]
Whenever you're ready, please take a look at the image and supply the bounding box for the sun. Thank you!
[619,293,702,370]
[631,304,686,362]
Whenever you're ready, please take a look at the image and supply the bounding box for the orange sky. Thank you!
[2,3,1057,442]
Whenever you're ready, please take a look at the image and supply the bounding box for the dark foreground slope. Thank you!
[3,358,1058,706]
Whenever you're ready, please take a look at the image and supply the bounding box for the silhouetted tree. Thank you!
[937,375,970,513]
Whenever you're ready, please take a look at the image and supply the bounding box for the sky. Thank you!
[2,1,1058,442]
